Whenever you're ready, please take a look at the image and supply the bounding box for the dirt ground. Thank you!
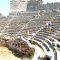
[0,46,31,60]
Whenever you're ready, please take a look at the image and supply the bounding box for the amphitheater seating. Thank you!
[0,18,9,31]
[0,14,60,60]
[4,17,29,33]
[31,27,60,53]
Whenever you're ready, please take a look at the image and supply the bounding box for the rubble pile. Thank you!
[0,36,35,58]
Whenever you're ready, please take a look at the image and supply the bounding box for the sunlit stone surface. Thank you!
[0,0,60,60]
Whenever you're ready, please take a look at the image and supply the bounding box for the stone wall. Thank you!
[10,0,42,13]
